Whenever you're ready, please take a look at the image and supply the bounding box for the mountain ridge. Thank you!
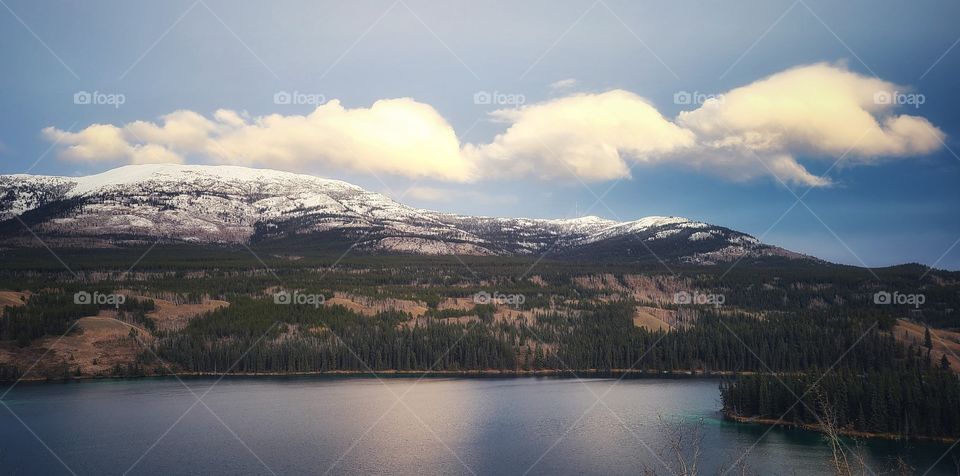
[0,164,813,264]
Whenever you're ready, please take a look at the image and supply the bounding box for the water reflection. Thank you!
[0,377,955,475]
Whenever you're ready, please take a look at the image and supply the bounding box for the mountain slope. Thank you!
[0,164,811,264]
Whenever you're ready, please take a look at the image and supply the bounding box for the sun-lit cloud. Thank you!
[676,62,945,185]
[125,110,218,154]
[45,99,472,181]
[42,124,185,164]
[42,63,944,187]
[203,99,472,181]
[464,90,696,181]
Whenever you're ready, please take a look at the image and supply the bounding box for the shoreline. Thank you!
[5,367,753,383]
[723,413,959,444]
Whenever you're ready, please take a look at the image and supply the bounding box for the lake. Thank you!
[0,377,955,475]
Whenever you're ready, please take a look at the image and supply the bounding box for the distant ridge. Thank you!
[0,164,813,264]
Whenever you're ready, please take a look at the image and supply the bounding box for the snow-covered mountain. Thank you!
[0,164,809,264]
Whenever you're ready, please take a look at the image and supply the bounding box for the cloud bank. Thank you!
[676,63,944,185]
[44,63,945,187]
[464,89,696,181]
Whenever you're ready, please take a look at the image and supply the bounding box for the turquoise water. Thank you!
[0,377,955,475]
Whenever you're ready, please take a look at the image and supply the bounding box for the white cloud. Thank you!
[548,78,578,91]
[42,124,185,165]
[44,124,129,162]
[205,99,472,181]
[45,99,471,181]
[125,110,217,154]
[676,62,945,185]
[129,144,184,164]
[43,63,944,188]
[464,90,696,181]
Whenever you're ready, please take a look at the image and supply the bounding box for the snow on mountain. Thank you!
[0,164,805,263]
[0,174,74,221]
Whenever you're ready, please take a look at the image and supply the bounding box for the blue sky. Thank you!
[1,0,959,269]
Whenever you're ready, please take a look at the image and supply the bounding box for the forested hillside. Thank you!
[0,247,958,439]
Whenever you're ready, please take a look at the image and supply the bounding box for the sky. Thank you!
[1,0,959,269]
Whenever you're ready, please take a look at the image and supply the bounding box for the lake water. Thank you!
[0,377,955,475]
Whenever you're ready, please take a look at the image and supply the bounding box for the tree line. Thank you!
[720,366,960,439]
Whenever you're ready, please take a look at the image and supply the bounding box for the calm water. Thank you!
[0,377,955,475]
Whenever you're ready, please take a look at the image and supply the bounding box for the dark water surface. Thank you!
[0,377,955,475]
